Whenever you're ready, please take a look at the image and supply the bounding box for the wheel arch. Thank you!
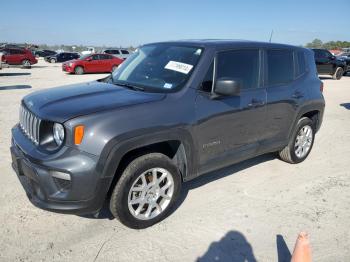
[98,130,196,198]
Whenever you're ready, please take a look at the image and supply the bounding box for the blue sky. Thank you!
[1,0,349,47]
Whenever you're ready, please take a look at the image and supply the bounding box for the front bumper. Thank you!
[11,125,112,215]
[62,64,74,73]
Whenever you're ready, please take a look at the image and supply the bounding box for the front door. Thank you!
[194,49,266,174]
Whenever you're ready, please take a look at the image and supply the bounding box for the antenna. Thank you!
[269,30,274,43]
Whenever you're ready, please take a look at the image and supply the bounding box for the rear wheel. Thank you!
[332,67,344,80]
[50,58,56,63]
[111,65,118,72]
[279,117,315,164]
[74,66,84,75]
[22,59,31,68]
[109,153,182,229]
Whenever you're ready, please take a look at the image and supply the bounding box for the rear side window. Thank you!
[216,49,259,90]
[295,50,306,77]
[100,54,112,60]
[266,49,294,86]
[121,50,129,54]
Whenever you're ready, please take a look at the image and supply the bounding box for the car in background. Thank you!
[81,47,95,56]
[312,48,347,80]
[0,51,8,69]
[45,52,80,63]
[0,48,37,68]
[34,49,57,58]
[103,49,130,60]
[337,52,350,75]
[62,53,123,74]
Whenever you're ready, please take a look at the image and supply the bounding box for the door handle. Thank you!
[292,91,304,99]
[248,99,265,107]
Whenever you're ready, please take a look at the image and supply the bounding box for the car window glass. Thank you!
[267,49,294,86]
[121,50,129,54]
[92,55,100,60]
[216,49,259,90]
[200,62,214,92]
[295,50,306,77]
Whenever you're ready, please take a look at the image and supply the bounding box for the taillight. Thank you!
[320,82,324,93]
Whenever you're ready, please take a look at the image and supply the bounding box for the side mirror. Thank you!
[214,77,241,97]
[330,55,336,60]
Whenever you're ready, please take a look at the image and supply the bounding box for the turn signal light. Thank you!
[74,125,85,145]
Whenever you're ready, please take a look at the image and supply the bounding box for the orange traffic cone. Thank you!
[291,232,312,262]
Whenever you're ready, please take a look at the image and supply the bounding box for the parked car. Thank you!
[34,49,57,58]
[11,40,325,229]
[337,52,350,75]
[0,48,37,68]
[0,51,8,69]
[312,48,347,79]
[62,54,123,74]
[45,52,80,63]
[81,47,95,56]
[103,48,130,60]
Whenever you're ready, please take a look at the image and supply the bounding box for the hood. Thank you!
[62,59,77,64]
[23,81,166,122]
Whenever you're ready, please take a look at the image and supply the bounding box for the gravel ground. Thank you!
[0,60,349,262]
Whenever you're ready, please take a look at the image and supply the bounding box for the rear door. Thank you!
[194,48,266,172]
[263,49,306,148]
[314,49,333,74]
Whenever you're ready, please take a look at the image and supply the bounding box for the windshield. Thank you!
[111,44,203,92]
[78,54,91,60]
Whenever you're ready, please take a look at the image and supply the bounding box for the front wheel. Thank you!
[22,59,31,68]
[332,67,344,80]
[109,153,182,229]
[50,58,56,63]
[74,66,84,75]
[279,117,315,164]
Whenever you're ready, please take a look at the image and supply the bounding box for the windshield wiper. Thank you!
[112,81,145,91]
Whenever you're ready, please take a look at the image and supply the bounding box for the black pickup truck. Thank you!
[312,48,347,79]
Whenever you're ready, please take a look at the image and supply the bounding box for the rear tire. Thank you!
[74,66,84,75]
[279,117,315,164]
[332,67,344,80]
[109,153,182,229]
[50,58,56,63]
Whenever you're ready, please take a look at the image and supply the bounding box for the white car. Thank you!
[103,49,131,60]
[81,47,95,56]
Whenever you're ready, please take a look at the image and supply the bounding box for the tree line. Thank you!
[305,39,350,49]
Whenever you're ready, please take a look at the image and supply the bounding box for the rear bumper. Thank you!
[11,125,112,215]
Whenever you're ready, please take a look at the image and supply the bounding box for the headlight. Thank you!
[53,123,65,146]
[69,62,73,67]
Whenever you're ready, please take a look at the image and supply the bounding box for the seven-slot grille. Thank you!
[19,104,41,145]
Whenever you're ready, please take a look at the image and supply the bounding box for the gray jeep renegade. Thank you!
[11,40,325,228]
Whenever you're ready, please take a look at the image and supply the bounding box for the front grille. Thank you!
[19,104,41,145]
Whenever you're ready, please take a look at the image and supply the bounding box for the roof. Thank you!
[147,39,303,50]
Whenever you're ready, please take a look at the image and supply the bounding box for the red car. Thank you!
[1,48,37,68]
[62,54,123,74]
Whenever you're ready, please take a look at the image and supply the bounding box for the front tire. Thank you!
[22,59,31,68]
[279,117,315,164]
[50,58,56,63]
[109,153,182,229]
[332,67,344,80]
[74,66,84,75]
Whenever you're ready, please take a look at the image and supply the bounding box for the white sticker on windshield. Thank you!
[165,61,193,74]
[163,83,173,89]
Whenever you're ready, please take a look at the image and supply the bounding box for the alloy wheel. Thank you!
[294,125,313,158]
[127,168,174,220]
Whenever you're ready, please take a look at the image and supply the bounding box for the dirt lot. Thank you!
[0,60,349,262]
